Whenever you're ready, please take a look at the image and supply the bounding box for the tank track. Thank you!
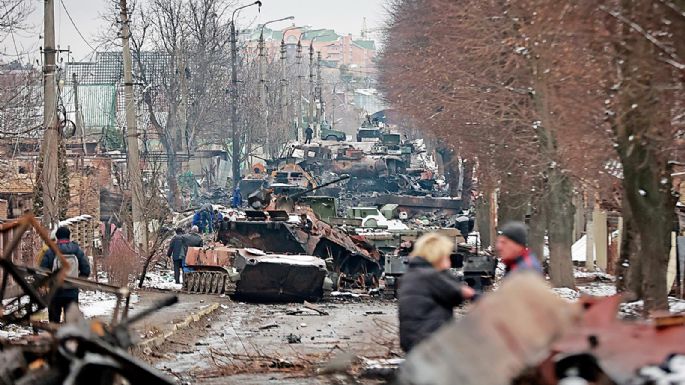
[183,271,236,295]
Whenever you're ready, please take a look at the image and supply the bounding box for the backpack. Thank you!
[53,253,79,289]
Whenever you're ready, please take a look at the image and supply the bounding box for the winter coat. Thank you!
[184,233,203,248]
[40,240,91,298]
[231,189,242,208]
[504,249,543,276]
[398,257,465,352]
[167,235,186,261]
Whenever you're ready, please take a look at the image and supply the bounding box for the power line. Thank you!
[59,0,97,52]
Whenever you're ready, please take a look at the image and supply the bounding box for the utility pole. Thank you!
[296,40,303,141]
[280,37,287,129]
[316,51,323,125]
[230,1,262,189]
[41,0,59,229]
[258,31,268,157]
[230,20,240,189]
[119,0,147,255]
[72,73,87,155]
[331,83,336,128]
[308,43,315,137]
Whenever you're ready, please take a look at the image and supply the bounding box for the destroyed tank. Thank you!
[218,176,383,291]
[183,246,328,301]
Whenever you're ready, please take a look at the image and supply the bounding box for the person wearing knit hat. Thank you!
[496,221,543,276]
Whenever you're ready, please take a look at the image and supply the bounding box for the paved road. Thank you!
[134,293,400,384]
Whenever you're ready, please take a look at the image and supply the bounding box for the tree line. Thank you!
[379,0,685,311]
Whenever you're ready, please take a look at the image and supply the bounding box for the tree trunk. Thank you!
[612,0,675,311]
[545,168,575,288]
[476,194,492,250]
[528,198,547,263]
[498,175,529,224]
[166,146,181,210]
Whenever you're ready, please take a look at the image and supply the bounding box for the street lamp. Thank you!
[230,1,262,189]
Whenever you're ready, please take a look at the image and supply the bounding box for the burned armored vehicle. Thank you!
[184,246,328,302]
[216,211,382,290]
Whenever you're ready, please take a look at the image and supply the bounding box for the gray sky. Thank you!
[3,0,387,64]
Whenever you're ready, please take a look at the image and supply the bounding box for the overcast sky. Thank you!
[3,0,388,64]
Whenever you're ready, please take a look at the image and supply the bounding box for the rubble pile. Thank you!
[0,215,178,385]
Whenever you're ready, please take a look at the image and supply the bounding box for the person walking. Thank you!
[185,225,204,248]
[167,228,186,284]
[496,221,543,276]
[40,226,91,323]
[398,233,476,352]
[304,125,313,144]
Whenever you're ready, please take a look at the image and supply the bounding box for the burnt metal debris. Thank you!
[173,124,480,301]
[0,215,178,385]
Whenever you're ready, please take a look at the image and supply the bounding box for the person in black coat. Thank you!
[40,226,91,323]
[398,233,476,352]
[167,228,186,284]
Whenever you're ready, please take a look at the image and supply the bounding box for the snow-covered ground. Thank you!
[141,269,183,291]
[552,268,685,318]
[79,290,140,318]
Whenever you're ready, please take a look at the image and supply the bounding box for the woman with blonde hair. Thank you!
[398,232,476,352]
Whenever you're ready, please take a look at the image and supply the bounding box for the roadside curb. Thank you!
[133,302,221,353]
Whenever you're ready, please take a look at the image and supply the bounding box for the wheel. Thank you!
[198,273,206,293]
[217,274,226,294]
[325,135,336,141]
[192,273,200,292]
[211,273,219,293]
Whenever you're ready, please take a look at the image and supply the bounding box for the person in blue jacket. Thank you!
[231,186,242,208]
[40,226,91,323]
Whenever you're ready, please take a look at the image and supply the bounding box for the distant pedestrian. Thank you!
[167,228,186,284]
[398,233,476,352]
[305,125,313,144]
[496,221,543,276]
[231,186,242,208]
[185,225,204,248]
[213,209,223,230]
[40,226,91,323]
[300,213,313,233]
[191,206,214,233]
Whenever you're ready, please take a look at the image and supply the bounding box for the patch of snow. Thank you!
[143,270,183,291]
[0,324,32,340]
[578,283,617,297]
[79,291,140,319]
[553,287,580,301]
[574,269,614,281]
[635,355,685,384]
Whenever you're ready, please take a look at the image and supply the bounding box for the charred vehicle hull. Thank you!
[217,218,382,290]
[234,253,327,302]
[183,247,328,302]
